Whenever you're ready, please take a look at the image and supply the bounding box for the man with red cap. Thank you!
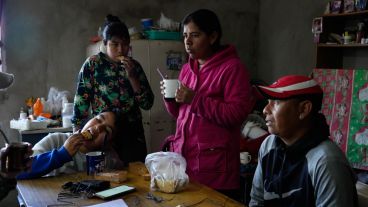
[249,75,358,207]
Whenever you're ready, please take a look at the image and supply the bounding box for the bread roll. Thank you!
[116,56,128,62]
[154,178,188,193]
[81,131,93,140]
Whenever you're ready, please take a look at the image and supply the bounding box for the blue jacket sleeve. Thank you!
[16,147,72,180]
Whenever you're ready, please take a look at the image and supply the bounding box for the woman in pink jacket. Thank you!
[162,9,255,199]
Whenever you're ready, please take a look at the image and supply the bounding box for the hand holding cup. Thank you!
[0,142,33,178]
[175,83,195,104]
[160,79,180,101]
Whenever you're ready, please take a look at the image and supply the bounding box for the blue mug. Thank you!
[86,151,105,176]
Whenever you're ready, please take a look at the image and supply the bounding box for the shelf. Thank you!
[322,10,368,17]
[19,127,72,134]
[317,43,368,48]
[315,9,368,68]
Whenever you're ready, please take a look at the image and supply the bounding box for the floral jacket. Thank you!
[72,52,154,128]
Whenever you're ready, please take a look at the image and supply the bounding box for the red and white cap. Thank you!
[256,75,323,99]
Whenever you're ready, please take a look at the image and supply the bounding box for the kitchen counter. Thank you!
[19,127,72,134]
[18,127,72,145]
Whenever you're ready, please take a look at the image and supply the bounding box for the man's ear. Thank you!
[298,100,312,120]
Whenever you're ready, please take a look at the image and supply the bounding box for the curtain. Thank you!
[313,68,368,170]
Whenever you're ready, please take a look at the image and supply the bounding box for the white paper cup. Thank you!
[240,152,252,165]
[163,79,179,99]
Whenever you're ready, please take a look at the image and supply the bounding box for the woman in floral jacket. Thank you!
[72,15,154,165]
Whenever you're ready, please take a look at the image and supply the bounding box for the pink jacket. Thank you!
[164,45,255,190]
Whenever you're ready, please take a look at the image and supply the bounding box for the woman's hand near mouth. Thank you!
[63,133,85,156]
[118,56,137,78]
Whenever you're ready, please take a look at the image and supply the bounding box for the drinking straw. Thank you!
[156,68,166,80]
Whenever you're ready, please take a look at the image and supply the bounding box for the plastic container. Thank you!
[40,97,49,113]
[33,98,43,117]
[62,103,73,128]
[141,18,153,30]
[10,119,48,130]
[144,30,182,40]
[19,107,27,120]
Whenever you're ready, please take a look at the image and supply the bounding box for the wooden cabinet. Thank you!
[130,40,185,153]
[315,10,368,68]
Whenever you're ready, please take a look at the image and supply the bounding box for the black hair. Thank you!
[100,108,123,133]
[102,14,121,29]
[111,108,123,129]
[182,9,222,50]
[102,14,130,45]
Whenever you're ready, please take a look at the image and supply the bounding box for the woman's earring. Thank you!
[299,114,304,120]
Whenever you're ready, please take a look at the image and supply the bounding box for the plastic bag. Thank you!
[46,87,71,116]
[145,152,189,193]
[157,12,180,31]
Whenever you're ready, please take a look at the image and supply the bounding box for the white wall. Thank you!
[0,0,259,145]
[257,0,330,83]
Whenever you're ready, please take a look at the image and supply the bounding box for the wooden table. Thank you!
[17,171,246,207]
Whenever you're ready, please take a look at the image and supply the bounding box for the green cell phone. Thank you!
[94,185,135,200]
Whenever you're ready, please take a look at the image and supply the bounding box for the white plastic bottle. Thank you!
[19,107,27,120]
[40,97,48,114]
[62,103,73,128]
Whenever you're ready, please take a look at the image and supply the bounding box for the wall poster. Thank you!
[313,68,368,170]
